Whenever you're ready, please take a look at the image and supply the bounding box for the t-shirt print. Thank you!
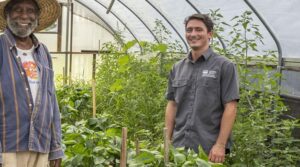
[22,61,39,81]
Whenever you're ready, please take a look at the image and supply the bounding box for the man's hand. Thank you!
[50,158,62,167]
[208,144,225,163]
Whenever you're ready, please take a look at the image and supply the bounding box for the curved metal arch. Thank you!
[244,0,282,58]
[75,0,124,45]
[186,0,227,51]
[118,0,159,43]
[145,0,189,52]
[73,12,115,37]
[244,0,283,93]
[95,0,142,51]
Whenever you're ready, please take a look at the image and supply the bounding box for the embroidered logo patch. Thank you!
[202,70,217,78]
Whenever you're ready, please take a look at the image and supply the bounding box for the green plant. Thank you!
[62,115,226,167]
[56,81,92,124]
[152,19,184,53]
[62,118,122,167]
[95,43,169,143]
[128,146,226,167]
[210,10,300,166]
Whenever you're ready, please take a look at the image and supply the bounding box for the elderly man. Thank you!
[165,13,239,163]
[0,0,63,167]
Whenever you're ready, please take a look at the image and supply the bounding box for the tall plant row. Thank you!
[210,10,300,166]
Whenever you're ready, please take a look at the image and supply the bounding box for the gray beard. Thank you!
[7,16,38,38]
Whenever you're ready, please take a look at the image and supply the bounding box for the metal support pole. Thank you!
[69,2,74,84]
[92,54,96,80]
[57,3,63,52]
[106,0,115,14]
[64,0,71,84]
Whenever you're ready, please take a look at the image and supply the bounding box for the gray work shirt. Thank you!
[166,47,239,154]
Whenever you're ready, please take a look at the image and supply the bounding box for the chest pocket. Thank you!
[198,69,220,88]
[172,79,188,87]
[172,79,189,103]
[199,77,219,87]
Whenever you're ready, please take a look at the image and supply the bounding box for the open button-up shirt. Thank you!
[0,29,64,160]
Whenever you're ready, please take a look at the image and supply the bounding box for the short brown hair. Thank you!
[184,13,214,32]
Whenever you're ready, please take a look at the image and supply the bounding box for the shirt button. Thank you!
[29,103,32,107]
[26,87,29,91]
[21,72,24,75]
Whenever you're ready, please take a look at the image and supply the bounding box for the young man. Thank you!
[0,0,63,166]
[165,13,239,163]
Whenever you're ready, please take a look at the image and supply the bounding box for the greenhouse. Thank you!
[0,0,300,166]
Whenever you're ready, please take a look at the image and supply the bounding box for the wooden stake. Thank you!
[92,79,96,118]
[164,127,169,166]
[120,127,127,167]
[135,139,140,155]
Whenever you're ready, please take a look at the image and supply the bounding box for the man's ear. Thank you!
[208,31,213,41]
[209,31,213,38]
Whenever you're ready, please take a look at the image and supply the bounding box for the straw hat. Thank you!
[0,0,61,31]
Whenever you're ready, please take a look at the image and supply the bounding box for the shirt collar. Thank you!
[187,47,213,62]
[4,28,40,50]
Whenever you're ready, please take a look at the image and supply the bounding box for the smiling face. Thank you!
[6,0,39,38]
[185,19,212,52]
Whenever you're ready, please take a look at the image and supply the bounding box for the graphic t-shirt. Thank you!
[17,46,40,104]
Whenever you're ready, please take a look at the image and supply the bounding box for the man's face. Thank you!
[6,0,38,38]
[185,19,212,51]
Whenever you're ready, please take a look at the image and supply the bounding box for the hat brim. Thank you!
[0,0,61,32]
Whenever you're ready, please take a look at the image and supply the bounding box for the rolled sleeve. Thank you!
[49,147,64,160]
[221,62,239,104]
[165,69,175,100]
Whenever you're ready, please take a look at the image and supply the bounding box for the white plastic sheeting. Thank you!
[75,0,300,58]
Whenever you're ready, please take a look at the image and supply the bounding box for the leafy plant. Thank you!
[210,10,300,166]
[62,115,226,167]
[152,19,184,53]
[62,117,122,167]
[56,81,92,124]
[95,44,169,143]
[128,146,225,167]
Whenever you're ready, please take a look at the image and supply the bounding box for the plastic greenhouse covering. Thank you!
[72,0,300,98]
[74,0,300,58]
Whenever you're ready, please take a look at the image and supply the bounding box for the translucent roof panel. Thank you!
[74,0,300,58]
[97,0,157,42]
[250,0,300,58]
[76,0,133,42]
[115,0,189,50]
[74,1,114,35]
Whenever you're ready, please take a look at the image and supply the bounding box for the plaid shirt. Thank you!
[0,29,64,160]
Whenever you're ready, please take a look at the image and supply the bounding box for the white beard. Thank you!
[7,16,38,38]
